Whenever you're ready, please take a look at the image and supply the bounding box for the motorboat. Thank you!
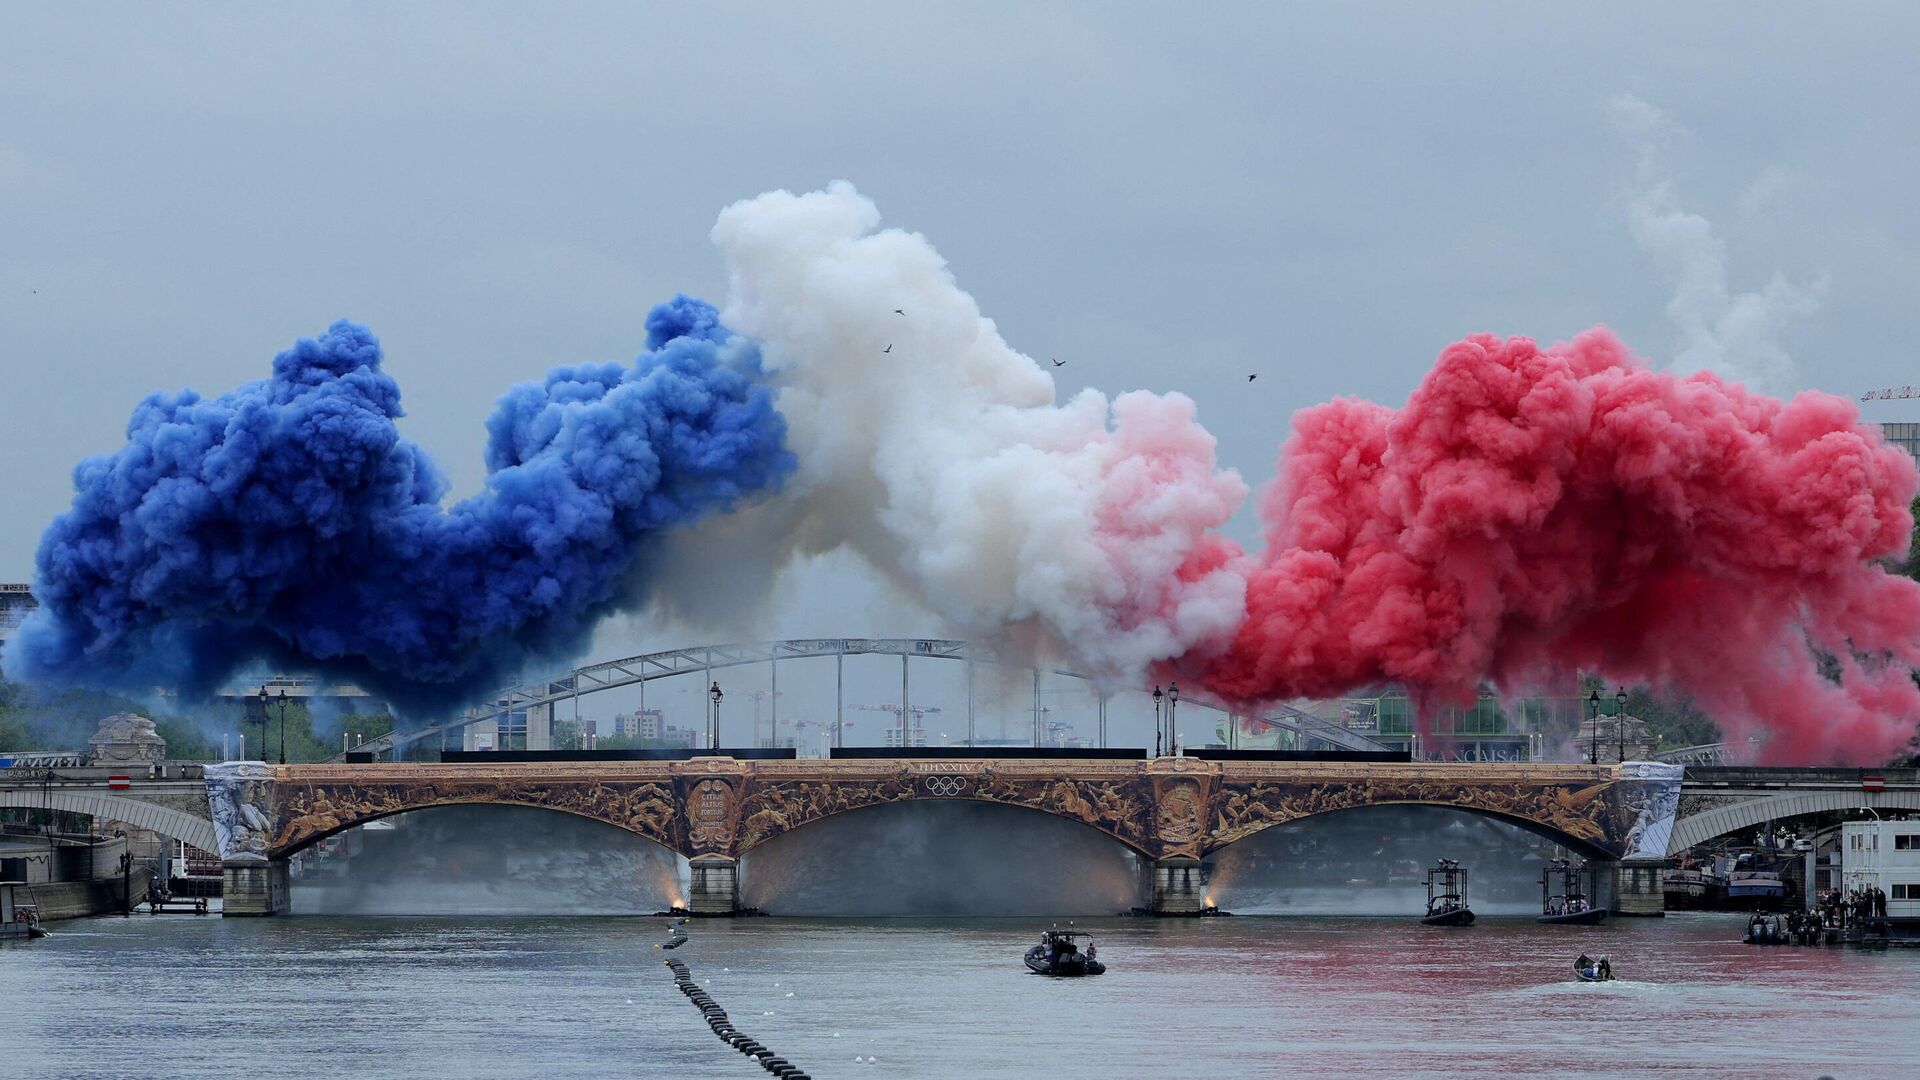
[1743,912,1788,945]
[1422,858,1475,927]
[1574,954,1615,982]
[1024,929,1105,977]
[0,882,47,940]
[1538,859,1608,925]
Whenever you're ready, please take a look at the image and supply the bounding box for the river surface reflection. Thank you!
[3,913,1913,1079]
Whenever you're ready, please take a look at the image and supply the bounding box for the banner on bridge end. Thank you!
[204,761,274,865]
[1618,761,1684,861]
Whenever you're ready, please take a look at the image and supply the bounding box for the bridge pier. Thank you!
[222,860,290,917]
[687,855,739,915]
[1150,856,1207,915]
[1606,859,1665,917]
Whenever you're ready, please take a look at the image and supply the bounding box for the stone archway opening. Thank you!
[737,799,1147,915]
[1202,804,1591,916]
[287,804,688,915]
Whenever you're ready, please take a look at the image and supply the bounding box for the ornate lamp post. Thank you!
[244,690,268,762]
[1168,682,1180,755]
[274,688,291,765]
[1615,686,1629,763]
[1152,686,1164,757]
[708,681,724,751]
[1586,689,1601,765]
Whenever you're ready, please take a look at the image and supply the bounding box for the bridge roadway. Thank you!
[16,759,1912,920]
[199,756,1684,916]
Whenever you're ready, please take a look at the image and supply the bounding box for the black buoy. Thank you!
[661,929,809,1078]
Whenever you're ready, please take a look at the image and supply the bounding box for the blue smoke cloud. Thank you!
[4,295,793,716]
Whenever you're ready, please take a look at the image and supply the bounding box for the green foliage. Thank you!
[0,676,392,762]
[1907,494,1920,578]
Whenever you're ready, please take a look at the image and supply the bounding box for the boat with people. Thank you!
[1574,953,1614,982]
[1421,858,1475,927]
[1538,858,1607,925]
[0,881,48,940]
[1743,912,1789,945]
[1023,928,1105,977]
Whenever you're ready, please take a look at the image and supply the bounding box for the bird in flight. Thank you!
[1052,358,1065,367]
[884,344,893,354]
[1247,374,1258,382]
[893,308,905,316]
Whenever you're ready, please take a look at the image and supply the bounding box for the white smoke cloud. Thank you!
[655,182,1249,685]
[1607,93,1824,392]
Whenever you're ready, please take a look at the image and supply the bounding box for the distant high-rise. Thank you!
[883,723,928,748]
[0,583,36,649]
[1880,422,1920,462]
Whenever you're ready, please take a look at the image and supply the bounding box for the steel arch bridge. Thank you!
[347,638,1390,758]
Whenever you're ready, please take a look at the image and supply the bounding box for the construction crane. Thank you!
[849,703,943,746]
[745,689,784,747]
[848,704,943,722]
[1861,386,1920,401]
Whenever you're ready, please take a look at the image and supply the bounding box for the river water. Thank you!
[3,912,1914,1080]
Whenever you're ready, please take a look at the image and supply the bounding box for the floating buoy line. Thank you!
[660,922,812,1079]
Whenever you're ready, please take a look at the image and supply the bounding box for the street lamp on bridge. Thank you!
[248,687,292,764]
[1615,686,1629,764]
[1167,682,1179,755]
[244,691,268,763]
[1152,686,1164,757]
[708,681,724,751]
[1586,689,1601,765]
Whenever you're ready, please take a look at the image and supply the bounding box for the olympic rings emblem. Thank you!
[923,775,968,797]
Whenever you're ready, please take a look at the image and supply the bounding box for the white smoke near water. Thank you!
[654,182,1249,686]
[1607,93,1825,393]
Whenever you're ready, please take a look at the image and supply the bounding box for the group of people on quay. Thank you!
[1821,886,1889,925]
[1746,888,1892,945]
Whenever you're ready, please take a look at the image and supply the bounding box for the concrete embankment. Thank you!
[31,867,153,921]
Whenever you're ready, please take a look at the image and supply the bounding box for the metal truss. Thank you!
[344,636,1390,757]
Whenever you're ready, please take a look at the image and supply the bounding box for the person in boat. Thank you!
[1576,953,1595,978]
[1597,956,1612,980]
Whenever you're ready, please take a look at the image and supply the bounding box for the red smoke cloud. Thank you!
[1192,329,1920,765]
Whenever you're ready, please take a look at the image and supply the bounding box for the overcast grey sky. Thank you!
[5,4,1919,736]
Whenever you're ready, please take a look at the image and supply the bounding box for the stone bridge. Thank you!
[0,777,219,855]
[202,757,1684,916]
[1667,766,1920,853]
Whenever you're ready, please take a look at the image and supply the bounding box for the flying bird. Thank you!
[893,308,904,315]
[884,344,892,354]
[1247,374,1258,382]
[1052,358,1065,367]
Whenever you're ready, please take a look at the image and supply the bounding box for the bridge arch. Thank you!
[0,789,219,853]
[1202,800,1617,862]
[1667,791,1920,853]
[735,797,1149,915]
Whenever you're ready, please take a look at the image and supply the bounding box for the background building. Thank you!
[1879,422,1920,460]
[1841,819,1920,923]
[0,583,36,651]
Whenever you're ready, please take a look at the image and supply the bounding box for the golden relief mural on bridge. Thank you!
[731,766,1158,856]
[237,760,1679,865]
[268,778,682,856]
[1206,777,1619,853]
